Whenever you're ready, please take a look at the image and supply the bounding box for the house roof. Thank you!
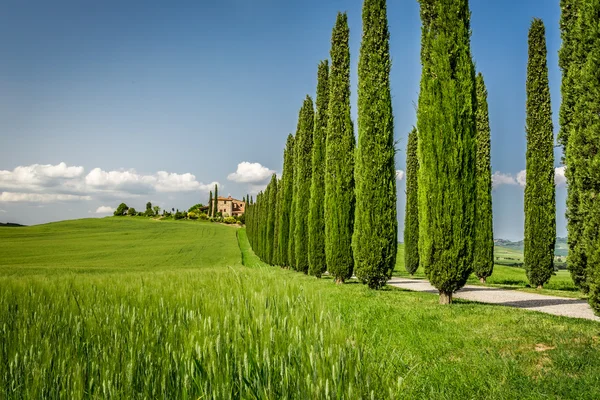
[217,196,245,203]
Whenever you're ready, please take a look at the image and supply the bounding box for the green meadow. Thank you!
[1,218,599,399]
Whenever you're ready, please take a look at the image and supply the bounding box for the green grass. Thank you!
[1,219,599,399]
[394,244,582,298]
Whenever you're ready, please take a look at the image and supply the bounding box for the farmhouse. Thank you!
[216,196,245,217]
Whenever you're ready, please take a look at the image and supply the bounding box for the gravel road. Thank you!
[388,277,600,322]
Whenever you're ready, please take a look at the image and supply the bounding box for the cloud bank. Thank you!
[0,162,217,203]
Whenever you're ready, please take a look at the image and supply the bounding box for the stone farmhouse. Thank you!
[216,196,245,217]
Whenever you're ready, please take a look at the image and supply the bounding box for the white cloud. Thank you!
[516,170,527,187]
[0,192,91,203]
[396,170,405,181]
[0,162,84,192]
[95,206,115,214]
[85,168,216,194]
[555,166,566,186]
[0,209,6,213]
[492,167,566,188]
[492,172,518,188]
[227,162,275,183]
[0,162,216,204]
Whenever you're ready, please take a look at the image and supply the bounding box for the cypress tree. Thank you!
[524,18,556,289]
[570,0,600,313]
[474,72,494,283]
[561,0,588,292]
[266,174,278,265]
[294,96,315,274]
[325,12,355,284]
[279,135,295,268]
[353,0,397,289]
[213,184,219,217]
[289,139,298,269]
[417,0,477,304]
[208,191,213,218]
[308,60,330,278]
[404,127,419,275]
[273,178,283,265]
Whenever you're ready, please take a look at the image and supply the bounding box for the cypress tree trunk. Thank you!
[353,0,397,289]
[208,191,213,218]
[417,0,477,304]
[293,96,315,274]
[213,184,218,217]
[404,127,419,275]
[266,175,278,265]
[308,60,330,278]
[325,12,355,284]
[279,135,295,268]
[570,1,600,313]
[474,73,494,283]
[524,18,556,289]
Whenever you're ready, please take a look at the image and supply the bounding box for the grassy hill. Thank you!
[1,218,598,398]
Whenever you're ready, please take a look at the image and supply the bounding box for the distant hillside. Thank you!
[494,237,568,258]
[0,222,25,227]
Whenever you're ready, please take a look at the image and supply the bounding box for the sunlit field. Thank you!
[1,219,598,399]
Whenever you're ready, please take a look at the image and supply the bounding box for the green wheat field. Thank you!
[1,218,599,399]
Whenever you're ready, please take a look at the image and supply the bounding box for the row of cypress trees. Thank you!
[560,0,600,314]
[249,0,597,311]
[246,0,397,289]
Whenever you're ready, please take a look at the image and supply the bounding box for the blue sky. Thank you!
[0,0,565,240]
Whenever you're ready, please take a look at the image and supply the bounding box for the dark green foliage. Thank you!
[474,73,494,283]
[404,127,419,275]
[558,0,578,153]
[562,0,588,292]
[308,61,329,278]
[114,203,129,216]
[266,175,278,265]
[325,12,355,283]
[353,0,397,289]
[567,1,600,312]
[273,179,283,265]
[128,207,137,216]
[524,18,556,288]
[213,185,219,218]
[294,96,315,274]
[417,0,477,303]
[279,135,295,268]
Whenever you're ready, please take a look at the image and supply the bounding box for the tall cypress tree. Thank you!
[273,178,283,265]
[570,1,600,313]
[208,191,213,218]
[308,60,330,278]
[524,18,556,289]
[474,72,494,283]
[404,127,419,275]
[353,0,397,289]
[325,12,355,284]
[213,184,219,217]
[279,135,295,268]
[294,96,315,274]
[561,0,588,292]
[266,175,278,265]
[417,0,477,304]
